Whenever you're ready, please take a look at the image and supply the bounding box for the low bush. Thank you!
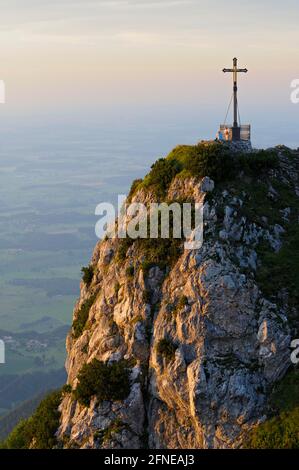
[156,338,177,361]
[72,293,97,339]
[81,265,94,286]
[127,178,143,202]
[116,237,135,261]
[94,418,128,446]
[173,142,234,182]
[140,260,156,275]
[238,150,279,174]
[61,384,72,395]
[141,158,182,197]
[126,266,135,278]
[73,359,131,407]
[136,237,183,271]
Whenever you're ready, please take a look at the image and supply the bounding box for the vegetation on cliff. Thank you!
[81,265,95,286]
[156,338,177,361]
[247,368,299,448]
[72,292,98,339]
[73,359,131,407]
[130,141,278,199]
[0,390,62,449]
[115,143,299,449]
[3,141,298,449]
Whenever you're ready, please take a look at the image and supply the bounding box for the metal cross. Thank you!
[223,57,248,128]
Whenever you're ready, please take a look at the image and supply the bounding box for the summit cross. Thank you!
[223,58,248,133]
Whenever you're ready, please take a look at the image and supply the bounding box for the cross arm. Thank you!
[222,68,234,73]
[237,68,248,73]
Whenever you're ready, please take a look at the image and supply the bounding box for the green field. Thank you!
[0,127,149,415]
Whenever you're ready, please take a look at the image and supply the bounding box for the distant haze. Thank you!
[0,0,298,147]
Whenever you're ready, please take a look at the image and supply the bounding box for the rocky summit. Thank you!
[4,141,299,449]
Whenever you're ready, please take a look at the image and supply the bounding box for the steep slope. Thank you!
[55,142,298,449]
[4,141,298,449]
[0,392,46,441]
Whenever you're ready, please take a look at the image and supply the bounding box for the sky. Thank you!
[0,0,299,146]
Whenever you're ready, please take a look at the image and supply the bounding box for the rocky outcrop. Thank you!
[57,145,298,449]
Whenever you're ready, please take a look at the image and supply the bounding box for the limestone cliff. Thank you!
[57,142,299,449]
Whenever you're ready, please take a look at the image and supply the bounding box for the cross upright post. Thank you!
[223,58,248,140]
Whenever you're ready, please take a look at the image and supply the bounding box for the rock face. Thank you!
[224,140,253,154]
[57,146,298,449]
